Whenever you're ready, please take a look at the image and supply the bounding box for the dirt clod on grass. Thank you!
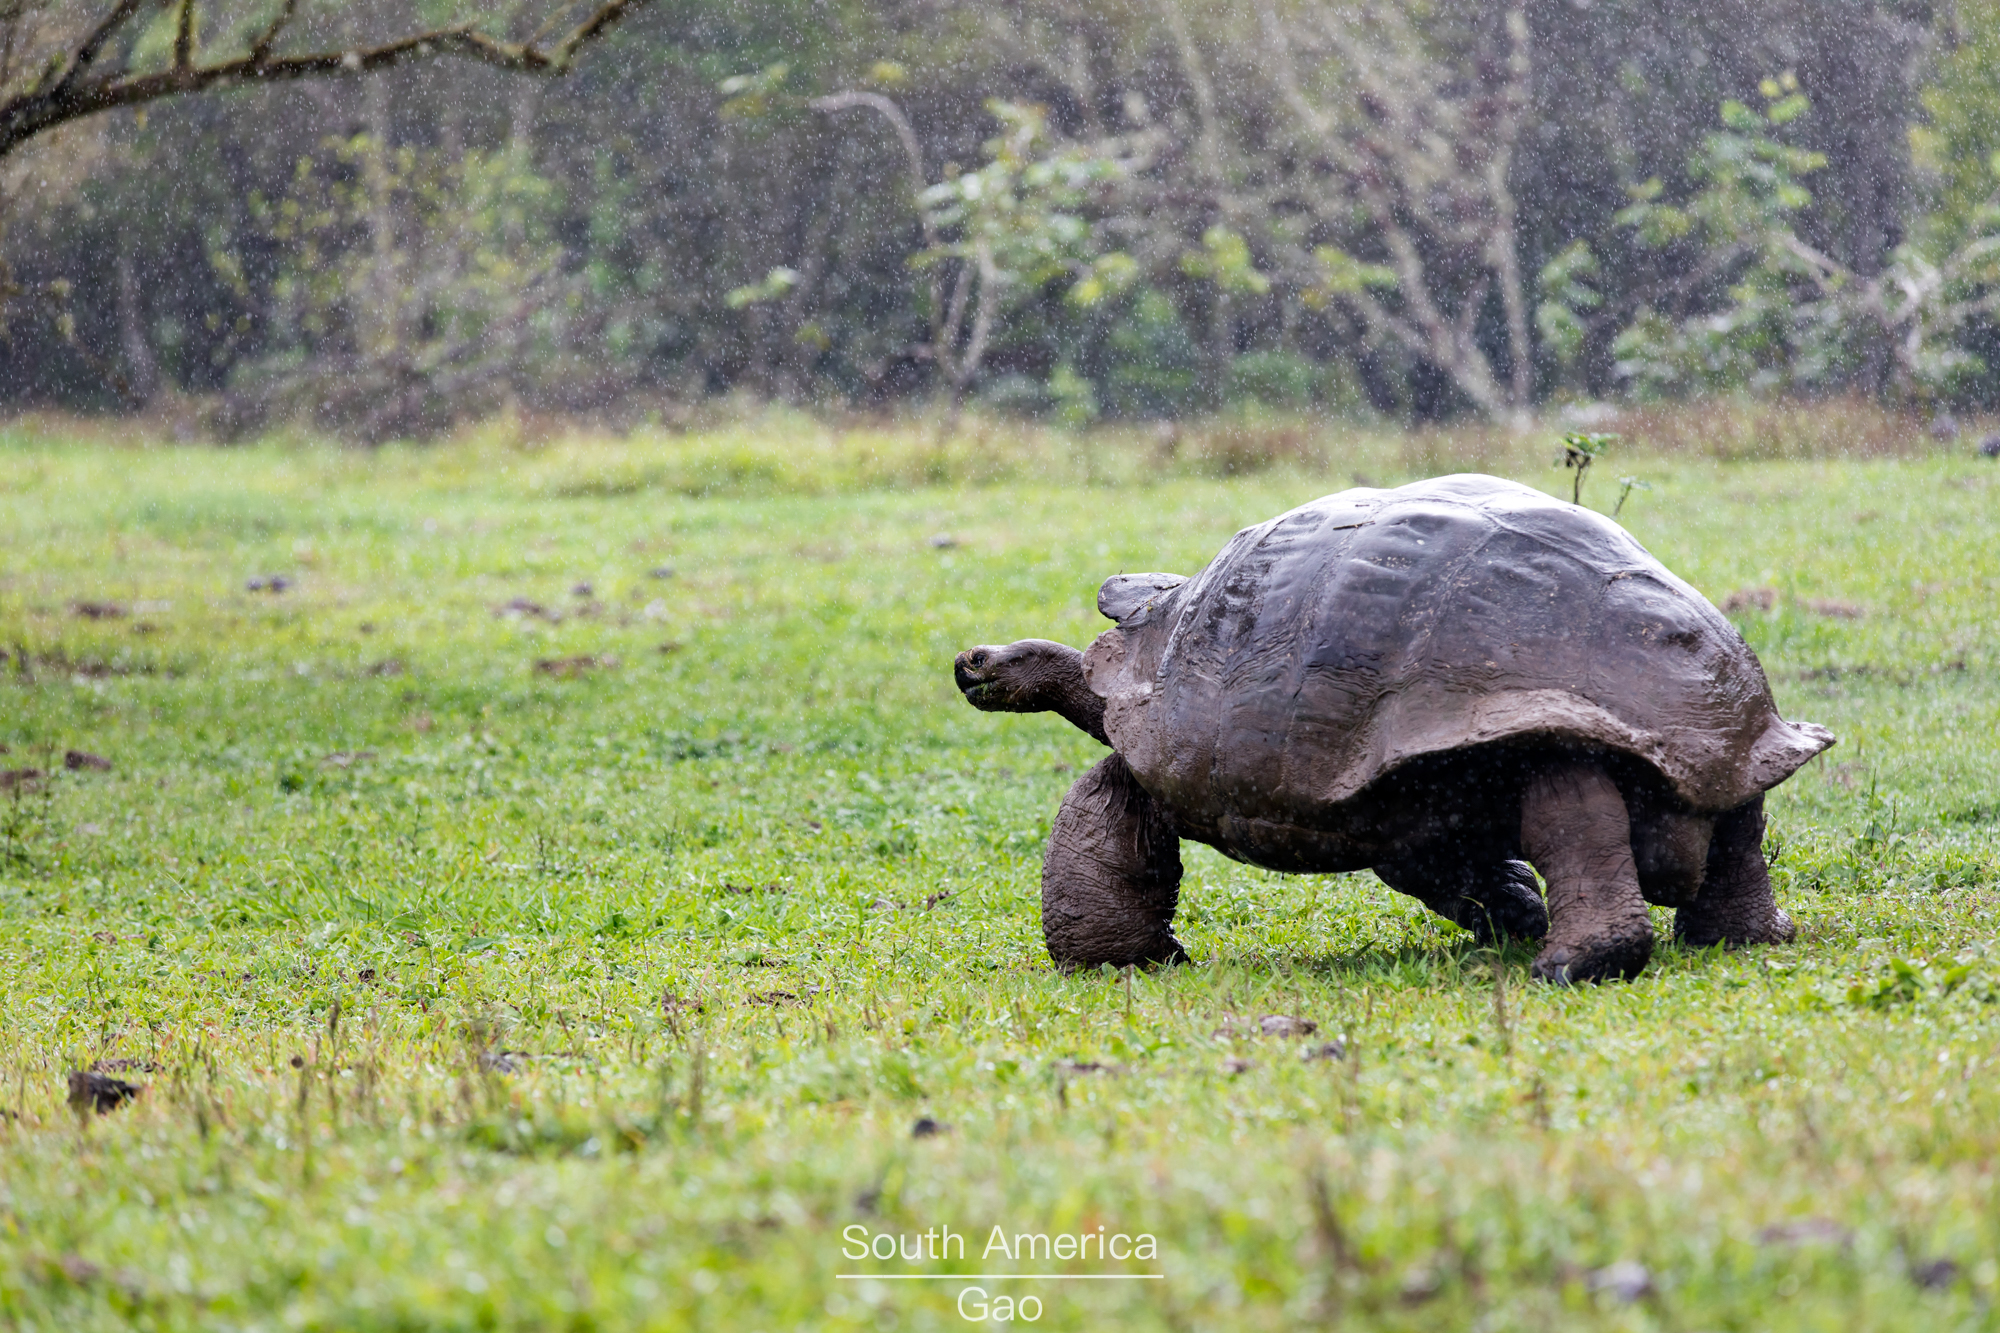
[1721,587,1778,614]
[63,750,111,771]
[67,1070,142,1114]
[746,987,821,1007]
[1213,1014,1319,1040]
[1911,1257,1962,1290]
[534,655,617,677]
[1258,1014,1317,1037]
[1756,1218,1853,1247]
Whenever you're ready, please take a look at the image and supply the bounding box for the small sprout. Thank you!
[1612,476,1652,519]
[1557,431,1617,506]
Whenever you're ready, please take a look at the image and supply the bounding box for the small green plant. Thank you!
[1557,431,1616,505]
[1612,475,1653,519]
[0,750,56,870]
[1848,955,1991,1010]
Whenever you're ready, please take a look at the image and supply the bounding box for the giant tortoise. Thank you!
[953,474,1833,983]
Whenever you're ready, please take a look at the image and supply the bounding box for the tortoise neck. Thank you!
[1045,646,1109,745]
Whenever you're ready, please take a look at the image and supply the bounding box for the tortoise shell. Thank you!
[1083,474,1832,841]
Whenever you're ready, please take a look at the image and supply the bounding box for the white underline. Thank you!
[835,1274,1164,1281]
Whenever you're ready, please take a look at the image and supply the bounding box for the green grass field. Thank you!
[1,417,1997,1330]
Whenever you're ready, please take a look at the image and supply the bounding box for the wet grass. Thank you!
[0,423,1997,1330]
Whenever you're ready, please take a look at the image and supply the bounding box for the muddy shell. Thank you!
[1083,474,1833,866]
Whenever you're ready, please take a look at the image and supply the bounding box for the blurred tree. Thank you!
[0,0,650,410]
[913,101,1138,409]
[0,0,1977,427]
[1615,84,2000,403]
[219,132,585,440]
[1260,0,1537,420]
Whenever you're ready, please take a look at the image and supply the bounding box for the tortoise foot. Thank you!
[1469,860,1551,944]
[1674,795,1796,950]
[1531,928,1654,985]
[1677,906,1795,950]
[1050,936,1192,972]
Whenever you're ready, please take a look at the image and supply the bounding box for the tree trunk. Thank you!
[360,75,402,362]
[114,245,160,405]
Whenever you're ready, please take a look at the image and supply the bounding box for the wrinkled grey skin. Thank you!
[954,475,1832,984]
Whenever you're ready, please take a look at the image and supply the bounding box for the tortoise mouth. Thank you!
[954,659,1005,709]
[953,648,999,696]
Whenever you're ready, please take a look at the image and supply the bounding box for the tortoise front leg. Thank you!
[1040,754,1189,969]
[1675,794,1796,948]
[1520,761,1654,983]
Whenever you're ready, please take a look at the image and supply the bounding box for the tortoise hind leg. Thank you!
[1675,794,1796,948]
[1040,754,1189,969]
[1520,760,1654,983]
[1373,854,1548,944]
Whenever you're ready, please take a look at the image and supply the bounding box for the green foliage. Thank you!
[1612,79,1838,397]
[1534,240,1602,379]
[1102,288,1198,418]
[1848,955,1995,1010]
[1179,227,1270,297]
[1616,73,2000,404]
[918,101,1133,304]
[1611,474,1652,519]
[1223,349,1359,413]
[717,60,794,118]
[1556,430,1615,504]
[1309,245,1398,300]
[228,137,579,441]
[1910,0,2000,262]
[725,265,801,309]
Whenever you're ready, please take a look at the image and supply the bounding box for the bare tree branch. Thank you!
[0,0,653,163]
[249,0,300,62]
[954,240,999,401]
[809,91,934,249]
[811,88,974,392]
[174,0,194,71]
[1484,5,1532,409]
[40,0,148,97]
[552,0,645,66]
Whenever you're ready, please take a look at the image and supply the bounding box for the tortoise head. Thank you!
[953,639,1077,713]
[954,639,1110,743]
